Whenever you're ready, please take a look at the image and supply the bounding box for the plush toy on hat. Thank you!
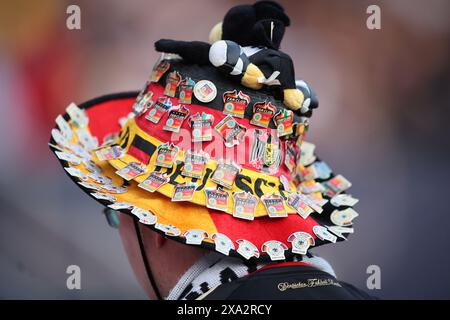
[155,1,317,115]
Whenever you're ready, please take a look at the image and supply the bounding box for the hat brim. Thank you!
[50,92,350,261]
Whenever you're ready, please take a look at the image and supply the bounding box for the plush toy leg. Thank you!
[241,64,265,90]
[283,88,304,111]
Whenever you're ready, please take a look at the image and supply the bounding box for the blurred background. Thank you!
[0,0,449,299]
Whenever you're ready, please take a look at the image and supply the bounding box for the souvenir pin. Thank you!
[183,229,208,245]
[115,162,147,181]
[298,141,316,167]
[263,138,279,167]
[261,240,288,261]
[88,173,112,185]
[133,92,154,116]
[150,60,170,82]
[287,232,315,255]
[155,143,179,168]
[313,226,337,243]
[286,193,314,219]
[155,223,181,237]
[64,167,89,181]
[108,202,133,210]
[82,159,102,174]
[274,109,293,137]
[70,143,92,160]
[55,151,81,165]
[189,112,214,142]
[172,182,197,202]
[214,115,247,147]
[211,233,235,256]
[236,239,260,260]
[193,80,217,103]
[222,90,250,118]
[250,101,276,128]
[51,129,71,149]
[163,105,190,133]
[308,194,328,208]
[312,161,332,180]
[138,171,169,193]
[78,181,101,191]
[139,212,157,226]
[279,175,291,193]
[91,192,116,202]
[298,165,318,182]
[55,115,73,140]
[232,191,258,221]
[182,150,209,179]
[178,78,195,104]
[328,226,354,239]
[95,145,124,161]
[330,208,359,227]
[284,140,296,172]
[300,182,325,194]
[298,193,323,213]
[261,193,288,218]
[131,207,157,225]
[323,174,352,197]
[101,132,119,147]
[66,103,89,128]
[205,187,229,212]
[76,128,99,151]
[211,159,241,189]
[101,184,127,194]
[145,97,173,124]
[164,71,181,97]
[330,194,359,207]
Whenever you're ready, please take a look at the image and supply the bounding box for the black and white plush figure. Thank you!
[155,1,318,115]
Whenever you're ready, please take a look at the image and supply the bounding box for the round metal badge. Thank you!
[193,80,217,103]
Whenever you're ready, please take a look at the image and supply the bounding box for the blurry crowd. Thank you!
[0,0,448,298]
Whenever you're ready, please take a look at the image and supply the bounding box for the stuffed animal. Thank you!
[155,1,318,115]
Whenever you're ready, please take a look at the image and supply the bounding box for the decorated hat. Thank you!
[49,1,359,262]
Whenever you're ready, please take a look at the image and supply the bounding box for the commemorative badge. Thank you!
[178,78,195,104]
[250,101,276,128]
[164,71,181,97]
[261,193,288,218]
[222,90,250,118]
[150,60,170,82]
[286,193,314,219]
[138,171,170,193]
[115,162,147,181]
[155,143,179,168]
[172,182,198,202]
[211,159,241,189]
[232,192,258,221]
[214,115,247,147]
[205,187,229,212]
[145,97,172,124]
[274,109,294,137]
[163,105,190,133]
[189,112,214,142]
[181,150,209,179]
[193,80,217,103]
[95,145,124,161]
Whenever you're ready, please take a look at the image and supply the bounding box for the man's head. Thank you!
[118,213,209,299]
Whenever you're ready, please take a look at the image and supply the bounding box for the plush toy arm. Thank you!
[209,40,264,89]
[154,39,211,65]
